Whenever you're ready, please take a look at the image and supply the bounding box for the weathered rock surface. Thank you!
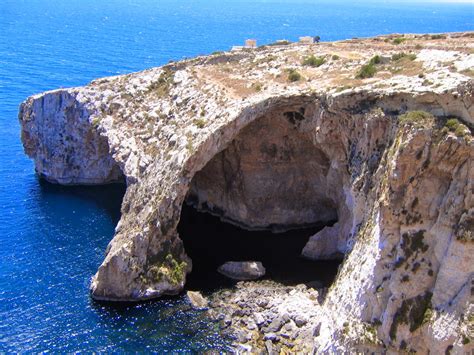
[19,90,123,184]
[217,261,266,280]
[186,291,209,309]
[19,32,474,352]
[208,280,324,353]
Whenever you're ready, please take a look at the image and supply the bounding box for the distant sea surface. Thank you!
[0,0,472,351]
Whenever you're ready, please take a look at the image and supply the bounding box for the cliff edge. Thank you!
[19,33,473,352]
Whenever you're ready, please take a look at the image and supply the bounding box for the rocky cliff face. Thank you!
[19,33,473,352]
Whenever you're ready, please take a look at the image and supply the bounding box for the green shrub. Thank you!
[287,69,302,82]
[91,116,101,128]
[454,125,467,138]
[399,110,435,128]
[355,55,381,79]
[193,118,206,128]
[356,63,377,79]
[369,55,381,65]
[393,37,407,45]
[332,54,340,60]
[253,82,263,92]
[148,67,175,97]
[430,34,446,40]
[302,55,326,67]
[445,118,469,138]
[445,118,460,131]
[392,52,417,61]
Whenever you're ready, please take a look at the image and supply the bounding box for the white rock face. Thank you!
[18,33,474,352]
[218,261,266,280]
[20,90,123,184]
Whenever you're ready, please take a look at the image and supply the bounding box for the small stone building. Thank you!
[245,39,257,48]
[299,36,315,44]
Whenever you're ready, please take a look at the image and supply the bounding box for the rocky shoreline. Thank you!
[206,280,326,353]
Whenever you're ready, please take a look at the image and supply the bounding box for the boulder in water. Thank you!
[217,261,266,280]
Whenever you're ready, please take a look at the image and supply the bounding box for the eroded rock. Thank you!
[18,32,474,353]
[217,261,266,281]
[186,291,208,309]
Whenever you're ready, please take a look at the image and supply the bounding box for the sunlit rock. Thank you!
[19,32,474,353]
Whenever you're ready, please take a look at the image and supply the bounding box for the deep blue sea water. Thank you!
[0,0,472,351]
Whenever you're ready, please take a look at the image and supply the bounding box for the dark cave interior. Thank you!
[178,203,341,292]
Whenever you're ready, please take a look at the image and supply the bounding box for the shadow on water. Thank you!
[35,177,341,296]
[178,204,342,293]
[31,179,232,351]
[36,178,126,223]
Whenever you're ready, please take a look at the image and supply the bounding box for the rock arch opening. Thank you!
[178,205,341,291]
[187,108,340,231]
[178,106,348,289]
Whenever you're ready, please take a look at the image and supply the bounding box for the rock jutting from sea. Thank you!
[19,33,473,353]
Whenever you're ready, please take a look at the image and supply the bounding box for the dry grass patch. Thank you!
[331,76,364,91]
[460,68,474,77]
[388,56,423,77]
[196,67,257,99]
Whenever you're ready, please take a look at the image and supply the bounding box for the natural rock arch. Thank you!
[186,105,339,232]
[20,79,473,354]
[18,36,474,352]
[89,95,361,301]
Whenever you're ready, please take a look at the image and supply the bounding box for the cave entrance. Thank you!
[178,204,341,291]
[179,107,344,291]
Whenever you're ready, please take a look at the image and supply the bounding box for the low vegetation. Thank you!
[148,67,175,97]
[193,118,206,128]
[398,110,435,128]
[393,37,407,45]
[302,55,326,67]
[252,82,263,92]
[91,116,101,128]
[455,213,473,243]
[144,254,187,286]
[460,68,474,77]
[444,118,469,138]
[401,230,429,260]
[267,40,291,46]
[287,69,302,82]
[389,292,433,340]
[355,55,381,79]
[392,52,417,61]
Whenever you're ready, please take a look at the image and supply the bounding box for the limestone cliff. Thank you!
[19,33,473,352]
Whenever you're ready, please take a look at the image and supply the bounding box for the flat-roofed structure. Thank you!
[245,39,257,48]
[299,36,315,44]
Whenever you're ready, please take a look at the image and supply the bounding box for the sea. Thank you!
[0,0,472,351]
